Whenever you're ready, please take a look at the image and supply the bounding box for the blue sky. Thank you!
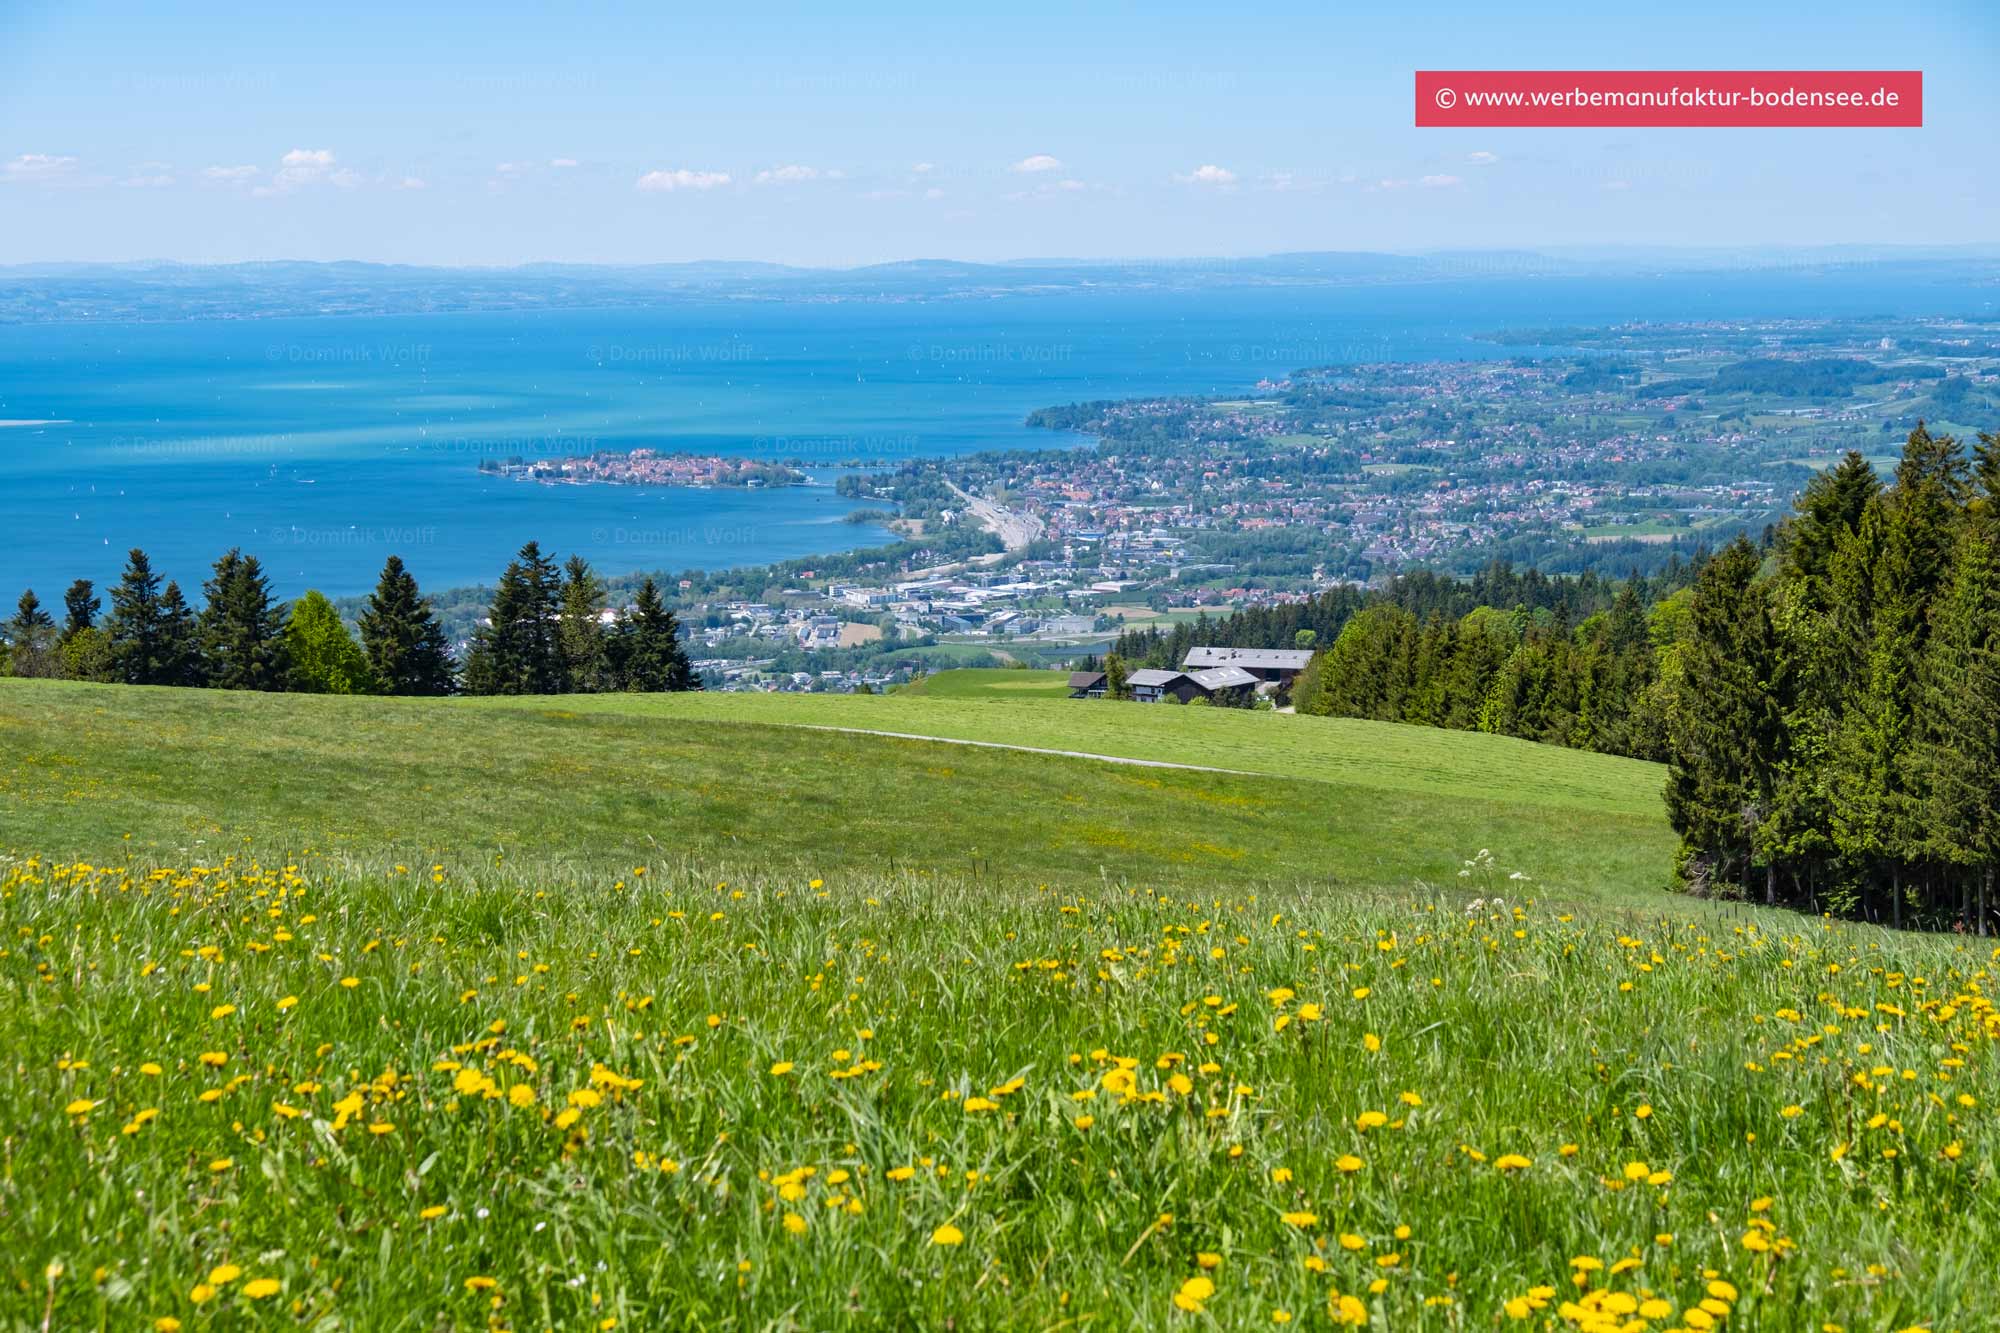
[1,0,1994,265]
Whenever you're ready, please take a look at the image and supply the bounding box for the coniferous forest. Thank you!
[1119,424,2000,930]
[2,541,699,698]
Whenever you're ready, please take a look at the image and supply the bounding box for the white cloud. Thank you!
[392,175,427,190]
[1467,150,1499,166]
[549,157,578,168]
[1375,178,1411,191]
[911,161,935,175]
[201,164,259,182]
[1174,163,1237,186]
[123,171,175,188]
[495,161,524,175]
[1010,153,1063,174]
[923,186,945,200]
[635,168,731,192]
[1420,174,1463,188]
[265,148,343,193]
[4,153,79,182]
[754,164,842,185]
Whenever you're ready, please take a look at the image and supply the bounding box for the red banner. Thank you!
[1415,70,1922,127]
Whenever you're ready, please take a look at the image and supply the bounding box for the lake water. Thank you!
[0,271,1984,599]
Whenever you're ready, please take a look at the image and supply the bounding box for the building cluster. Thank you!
[1068,646,1314,704]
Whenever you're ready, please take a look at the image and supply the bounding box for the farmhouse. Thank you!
[1118,665,1259,705]
[1181,645,1314,686]
[1126,668,1202,704]
[1067,670,1108,698]
[1186,665,1259,701]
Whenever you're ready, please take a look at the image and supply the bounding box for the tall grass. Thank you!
[9,851,1995,1330]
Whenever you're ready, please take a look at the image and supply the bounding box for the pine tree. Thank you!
[1834,425,1968,922]
[158,581,202,687]
[613,577,697,691]
[358,556,456,696]
[1782,451,1881,598]
[60,579,99,642]
[1442,608,1512,731]
[558,555,610,693]
[105,549,172,685]
[6,590,58,677]
[286,590,377,694]
[1663,538,1784,900]
[1103,652,1131,701]
[463,541,564,695]
[1916,519,2000,933]
[198,548,289,690]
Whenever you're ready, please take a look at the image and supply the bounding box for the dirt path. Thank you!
[794,724,1263,776]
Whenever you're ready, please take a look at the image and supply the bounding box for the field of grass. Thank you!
[894,668,1076,700]
[537,686,1669,823]
[11,853,1999,1330]
[6,678,1996,1329]
[0,679,1672,900]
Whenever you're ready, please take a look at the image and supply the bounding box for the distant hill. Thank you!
[7,248,1996,323]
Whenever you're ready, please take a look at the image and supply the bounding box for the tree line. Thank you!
[1253,423,1999,931]
[1287,581,1669,759]
[1663,425,2000,931]
[3,540,697,697]
[1108,560,1695,685]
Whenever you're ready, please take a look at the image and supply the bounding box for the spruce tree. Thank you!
[7,590,58,677]
[614,577,696,691]
[358,556,456,696]
[60,579,99,643]
[158,581,203,687]
[198,548,289,690]
[1663,538,1784,900]
[558,555,610,692]
[1916,520,2000,932]
[1103,652,1130,701]
[463,541,564,695]
[105,549,170,685]
[1783,451,1881,598]
[1834,425,1968,921]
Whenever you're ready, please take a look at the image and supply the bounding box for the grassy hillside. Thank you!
[4,678,1995,1330]
[0,678,1670,900]
[520,683,1669,820]
[11,853,1996,1330]
[894,666,1077,699]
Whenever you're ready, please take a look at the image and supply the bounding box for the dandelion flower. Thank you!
[932,1223,964,1245]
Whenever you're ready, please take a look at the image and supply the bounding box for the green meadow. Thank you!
[4,675,1995,1331]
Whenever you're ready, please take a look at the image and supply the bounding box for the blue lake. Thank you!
[0,273,1985,598]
